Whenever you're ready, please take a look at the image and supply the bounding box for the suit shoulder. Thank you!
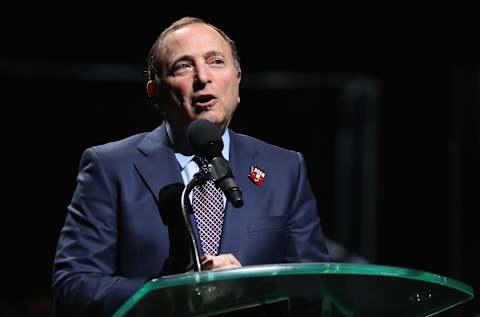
[84,132,148,161]
[233,132,300,159]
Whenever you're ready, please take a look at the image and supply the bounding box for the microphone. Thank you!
[187,119,244,208]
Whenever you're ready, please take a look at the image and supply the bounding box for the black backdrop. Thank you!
[1,9,478,316]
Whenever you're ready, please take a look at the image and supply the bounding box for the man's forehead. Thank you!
[161,23,230,57]
[171,23,219,38]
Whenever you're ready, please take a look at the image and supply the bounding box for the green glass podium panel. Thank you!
[112,263,474,317]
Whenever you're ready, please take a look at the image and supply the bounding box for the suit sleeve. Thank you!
[283,152,330,263]
[52,148,147,317]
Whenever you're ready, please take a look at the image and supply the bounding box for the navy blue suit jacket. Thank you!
[52,123,329,316]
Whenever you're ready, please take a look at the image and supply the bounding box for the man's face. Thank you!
[155,23,241,133]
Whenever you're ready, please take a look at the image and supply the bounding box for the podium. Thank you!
[112,263,474,317]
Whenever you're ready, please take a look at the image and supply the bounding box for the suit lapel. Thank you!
[219,131,261,256]
[134,123,202,259]
[134,123,183,205]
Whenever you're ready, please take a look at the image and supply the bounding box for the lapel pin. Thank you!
[249,165,266,186]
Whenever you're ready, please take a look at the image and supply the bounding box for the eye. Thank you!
[209,58,225,66]
[173,61,192,74]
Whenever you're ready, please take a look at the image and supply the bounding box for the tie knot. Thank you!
[193,156,209,170]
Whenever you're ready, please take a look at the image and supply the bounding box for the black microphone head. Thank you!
[187,119,224,160]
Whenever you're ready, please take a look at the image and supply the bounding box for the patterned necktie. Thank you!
[192,156,225,256]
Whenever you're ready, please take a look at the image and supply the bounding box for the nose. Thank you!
[193,63,211,89]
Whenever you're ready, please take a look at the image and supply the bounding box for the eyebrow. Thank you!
[203,50,225,60]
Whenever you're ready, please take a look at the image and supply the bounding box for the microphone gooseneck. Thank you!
[180,173,206,272]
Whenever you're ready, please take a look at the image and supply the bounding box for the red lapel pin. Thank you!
[249,165,266,186]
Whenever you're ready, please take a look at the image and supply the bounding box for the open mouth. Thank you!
[193,94,216,107]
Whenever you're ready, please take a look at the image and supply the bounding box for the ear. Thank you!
[146,80,156,98]
[236,70,242,83]
[236,70,242,103]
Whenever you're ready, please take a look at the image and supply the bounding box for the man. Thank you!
[52,17,329,316]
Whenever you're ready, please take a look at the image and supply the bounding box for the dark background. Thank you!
[1,8,478,316]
